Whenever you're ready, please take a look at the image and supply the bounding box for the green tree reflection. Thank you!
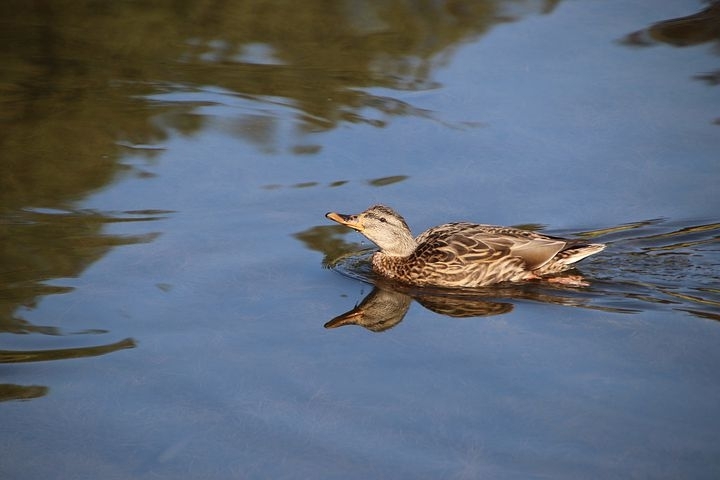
[2,0,562,212]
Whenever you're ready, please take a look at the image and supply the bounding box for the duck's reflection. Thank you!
[326,285,513,332]
[326,287,413,332]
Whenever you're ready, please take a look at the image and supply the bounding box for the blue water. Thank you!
[1,1,719,479]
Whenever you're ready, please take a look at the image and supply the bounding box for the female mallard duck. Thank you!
[326,205,605,287]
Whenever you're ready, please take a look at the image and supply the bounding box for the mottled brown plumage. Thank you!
[325,205,605,288]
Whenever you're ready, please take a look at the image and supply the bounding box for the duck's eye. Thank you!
[379,217,387,223]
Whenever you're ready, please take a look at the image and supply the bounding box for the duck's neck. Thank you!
[377,232,417,257]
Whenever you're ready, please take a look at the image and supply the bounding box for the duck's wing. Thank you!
[417,223,568,270]
[490,234,567,270]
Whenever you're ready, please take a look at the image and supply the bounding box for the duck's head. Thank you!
[325,205,416,257]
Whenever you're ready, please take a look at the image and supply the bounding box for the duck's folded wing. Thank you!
[440,230,567,270]
[503,238,567,270]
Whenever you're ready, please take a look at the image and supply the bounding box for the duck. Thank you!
[325,204,605,287]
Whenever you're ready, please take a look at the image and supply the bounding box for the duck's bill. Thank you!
[325,212,364,231]
[324,310,363,329]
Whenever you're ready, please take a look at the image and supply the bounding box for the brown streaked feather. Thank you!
[533,243,606,275]
[417,223,568,270]
[377,222,603,287]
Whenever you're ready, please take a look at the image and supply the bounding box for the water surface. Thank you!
[1,1,719,479]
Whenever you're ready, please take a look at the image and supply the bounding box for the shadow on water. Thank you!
[298,218,720,332]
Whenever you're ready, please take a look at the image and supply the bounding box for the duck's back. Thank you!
[373,222,602,287]
[416,222,569,265]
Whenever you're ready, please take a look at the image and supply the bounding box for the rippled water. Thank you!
[2,1,720,479]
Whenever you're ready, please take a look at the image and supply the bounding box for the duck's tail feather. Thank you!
[535,243,606,274]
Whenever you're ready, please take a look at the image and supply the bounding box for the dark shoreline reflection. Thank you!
[0,208,162,400]
[0,338,137,403]
[0,384,49,403]
[0,207,160,402]
[621,1,720,48]
[0,337,136,364]
[621,1,720,123]
[0,208,169,335]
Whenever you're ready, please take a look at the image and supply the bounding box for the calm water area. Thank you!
[2,1,720,478]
